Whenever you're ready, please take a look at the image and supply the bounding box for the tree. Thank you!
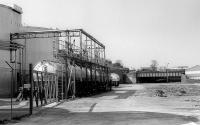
[105,59,112,65]
[150,60,158,71]
[113,60,123,68]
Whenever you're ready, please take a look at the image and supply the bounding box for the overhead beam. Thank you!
[11,29,105,48]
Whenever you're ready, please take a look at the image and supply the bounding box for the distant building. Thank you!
[185,65,200,80]
[140,67,152,71]
[170,66,189,70]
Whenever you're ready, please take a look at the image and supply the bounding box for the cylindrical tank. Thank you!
[0,4,22,41]
[32,60,109,97]
[0,4,22,97]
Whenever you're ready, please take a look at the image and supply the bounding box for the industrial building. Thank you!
[185,65,200,81]
[0,3,110,102]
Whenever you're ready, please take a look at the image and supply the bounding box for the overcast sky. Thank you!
[2,0,200,69]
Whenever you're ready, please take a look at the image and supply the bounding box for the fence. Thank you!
[0,63,59,123]
[0,61,111,123]
[0,66,29,123]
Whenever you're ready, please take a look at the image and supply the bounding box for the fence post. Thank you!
[29,64,33,115]
[5,61,14,120]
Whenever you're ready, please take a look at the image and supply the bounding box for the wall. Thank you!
[127,71,136,84]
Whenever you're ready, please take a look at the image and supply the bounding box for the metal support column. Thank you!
[65,60,68,99]
[29,64,33,115]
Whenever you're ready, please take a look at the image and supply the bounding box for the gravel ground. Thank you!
[134,84,200,97]
[8,83,200,125]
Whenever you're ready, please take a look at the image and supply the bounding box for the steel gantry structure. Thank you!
[10,29,110,103]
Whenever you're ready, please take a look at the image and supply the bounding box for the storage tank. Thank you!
[0,3,22,41]
[0,3,22,97]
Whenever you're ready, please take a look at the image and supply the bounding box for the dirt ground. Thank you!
[9,83,200,125]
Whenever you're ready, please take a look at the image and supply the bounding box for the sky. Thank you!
[1,0,200,69]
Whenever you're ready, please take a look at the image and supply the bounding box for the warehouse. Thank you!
[185,65,200,81]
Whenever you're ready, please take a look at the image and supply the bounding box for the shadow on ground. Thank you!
[90,89,137,99]
[12,108,199,125]
[0,108,29,124]
[0,100,19,106]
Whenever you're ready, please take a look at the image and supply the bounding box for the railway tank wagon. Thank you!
[65,63,109,97]
[11,29,111,102]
